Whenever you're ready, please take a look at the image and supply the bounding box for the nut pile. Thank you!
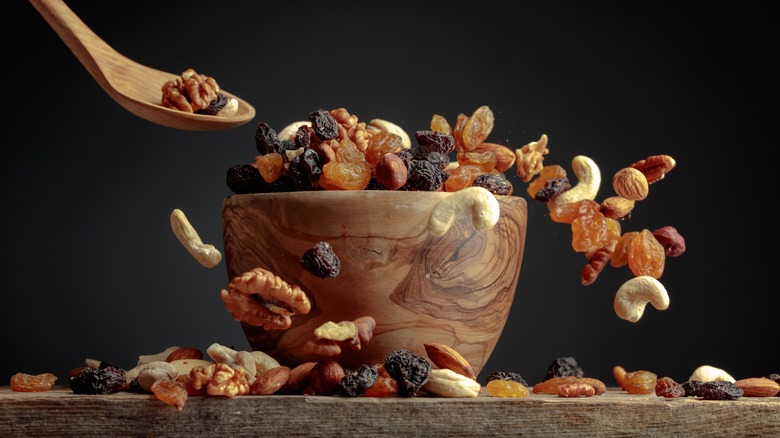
[161,68,238,117]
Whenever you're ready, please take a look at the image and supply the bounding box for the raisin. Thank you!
[655,376,685,398]
[308,109,339,141]
[69,363,127,394]
[627,229,666,278]
[485,370,528,386]
[486,379,529,397]
[321,161,371,190]
[337,364,379,397]
[255,122,281,155]
[364,364,398,397]
[548,199,600,224]
[430,114,452,134]
[226,164,266,194]
[151,379,188,411]
[396,149,415,169]
[365,131,404,168]
[460,106,494,151]
[681,380,705,397]
[415,130,455,155]
[262,175,296,193]
[620,370,657,394]
[254,153,283,183]
[413,149,449,171]
[194,92,228,115]
[472,173,513,195]
[542,357,584,381]
[698,381,744,400]
[301,241,341,278]
[384,349,432,397]
[611,231,639,268]
[444,165,483,192]
[294,124,313,149]
[279,139,299,154]
[366,177,387,191]
[535,177,571,202]
[10,372,58,392]
[527,164,567,199]
[406,160,445,191]
[289,148,322,191]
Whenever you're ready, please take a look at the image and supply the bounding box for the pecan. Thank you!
[581,247,613,286]
[558,381,596,397]
[630,154,676,184]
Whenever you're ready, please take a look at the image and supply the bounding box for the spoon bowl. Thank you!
[30,0,255,131]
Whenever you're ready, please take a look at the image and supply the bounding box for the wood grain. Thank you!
[221,191,527,375]
[2,387,778,437]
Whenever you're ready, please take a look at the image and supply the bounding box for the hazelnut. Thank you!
[375,154,408,190]
[309,360,345,396]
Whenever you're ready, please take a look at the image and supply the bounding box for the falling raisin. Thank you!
[535,177,572,202]
[10,372,58,392]
[406,160,445,191]
[195,92,228,115]
[69,363,127,394]
[226,164,266,194]
[472,173,513,195]
[289,148,322,191]
[308,109,339,141]
[301,241,341,278]
[384,349,432,397]
[485,370,528,386]
[542,357,584,381]
[255,122,281,155]
[698,381,744,400]
[681,380,705,397]
[337,364,379,397]
[655,376,685,398]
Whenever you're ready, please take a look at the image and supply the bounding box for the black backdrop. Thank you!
[3,1,774,387]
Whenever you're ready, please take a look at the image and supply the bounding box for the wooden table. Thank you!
[1,386,778,437]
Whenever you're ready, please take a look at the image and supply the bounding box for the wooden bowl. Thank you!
[221,190,527,376]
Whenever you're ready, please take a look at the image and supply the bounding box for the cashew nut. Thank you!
[249,350,281,374]
[136,346,181,367]
[135,361,178,392]
[277,121,312,141]
[428,186,501,237]
[314,321,358,342]
[367,118,412,149]
[206,342,258,382]
[421,369,482,398]
[548,155,601,207]
[689,365,736,383]
[170,208,222,268]
[613,275,669,322]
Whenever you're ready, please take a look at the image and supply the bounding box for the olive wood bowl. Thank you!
[221,190,527,376]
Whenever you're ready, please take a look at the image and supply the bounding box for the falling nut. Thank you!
[428,186,501,237]
[612,167,649,201]
[600,196,635,220]
[547,155,601,212]
[613,275,670,322]
[170,208,222,268]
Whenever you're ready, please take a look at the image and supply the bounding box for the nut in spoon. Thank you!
[29,0,256,131]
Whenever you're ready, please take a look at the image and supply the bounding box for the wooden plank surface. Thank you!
[1,386,778,437]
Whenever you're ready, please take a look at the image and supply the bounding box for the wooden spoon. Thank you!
[29,0,255,131]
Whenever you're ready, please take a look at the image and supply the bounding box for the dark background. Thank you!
[3,2,774,387]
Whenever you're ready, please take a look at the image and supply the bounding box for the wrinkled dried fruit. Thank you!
[226,164,265,194]
[338,364,379,397]
[384,349,432,397]
[699,381,744,400]
[486,379,529,397]
[301,241,341,278]
[619,370,657,394]
[543,357,584,381]
[364,364,398,397]
[309,109,339,141]
[10,372,58,392]
[628,229,666,278]
[681,380,705,397]
[485,370,528,386]
[655,376,685,398]
[70,363,127,394]
[151,379,188,411]
[472,173,513,195]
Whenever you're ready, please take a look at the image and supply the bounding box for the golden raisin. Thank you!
[611,231,639,268]
[10,372,58,392]
[486,379,529,397]
[444,164,484,192]
[364,364,398,397]
[620,370,657,394]
[430,114,452,134]
[571,212,611,256]
[364,131,403,168]
[321,161,371,190]
[548,199,600,224]
[627,229,666,278]
[456,151,497,172]
[254,153,283,183]
[152,379,188,411]
[460,105,494,151]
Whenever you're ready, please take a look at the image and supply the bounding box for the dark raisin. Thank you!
[366,177,387,190]
[472,173,512,195]
[289,148,322,191]
[415,130,455,154]
[337,364,378,397]
[308,109,339,141]
[396,149,415,169]
[295,124,313,149]
[261,174,295,193]
[301,241,341,278]
[534,177,572,202]
[226,164,265,194]
[485,370,528,386]
[384,349,432,397]
[255,122,281,155]
[412,148,449,171]
[681,380,705,397]
[542,357,584,381]
[279,139,298,154]
[655,376,685,398]
[194,92,228,115]
[406,160,445,191]
[69,363,127,394]
[698,381,743,400]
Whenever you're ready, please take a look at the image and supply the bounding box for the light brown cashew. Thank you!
[548,155,601,208]
[428,186,500,237]
[206,343,258,382]
[170,208,222,268]
[613,275,669,322]
[689,365,736,383]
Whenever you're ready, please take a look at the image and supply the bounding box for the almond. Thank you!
[735,377,780,397]
[472,142,516,173]
[600,196,635,220]
[250,366,291,395]
[279,362,317,395]
[423,343,476,380]
[309,360,345,396]
[166,347,203,362]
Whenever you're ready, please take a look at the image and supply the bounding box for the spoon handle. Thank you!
[29,0,123,93]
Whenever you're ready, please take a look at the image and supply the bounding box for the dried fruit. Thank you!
[301,241,341,278]
[226,164,265,194]
[655,376,685,398]
[681,380,705,397]
[10,372,57,392]
[364,364,398,397]
[627,229,666,278]
[485,370,528,386]
[338,364,379,397]
[151,379,188,411]
[485,379,529,397]
[542,357,584,381]
[698,381,744,400]
[69,363,127,394]
[384,349,432,397]
[472,173,513,195]
[309,109,339,141]
[619,370,657,394]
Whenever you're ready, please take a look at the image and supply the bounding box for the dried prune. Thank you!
[195,92,228,115]
[485,370,528,386]
[415,130,455,155]
[289,148,322,191]
[698,381,743,400]
[255,122,281,155]
[226,164,265,194]
[69,363,127,394]
[655,376,685,398]
[406,160,445,191]
[294,124,313,149]
[337,364,378,397]
[542,357,584,381]
[681,380,705,397]
[535,177,571,202]
[472,173,512,195]
[384,349,432,397]
[301,241,341,278]
[308,109,339,141]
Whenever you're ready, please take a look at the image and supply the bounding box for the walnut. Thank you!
[329,108,371,152]
[515,134,550,182]
[161,68,220,113]
[303,316,376,357]
[188,363,249,398]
